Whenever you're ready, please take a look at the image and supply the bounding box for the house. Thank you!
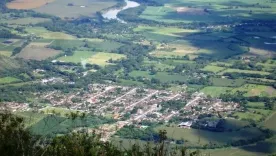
[178,121,193,128]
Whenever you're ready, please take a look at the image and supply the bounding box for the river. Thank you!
[102,0,140,23]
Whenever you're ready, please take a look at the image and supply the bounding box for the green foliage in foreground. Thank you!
[0,112,203,156]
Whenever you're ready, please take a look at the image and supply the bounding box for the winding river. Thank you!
[102,0,140,23]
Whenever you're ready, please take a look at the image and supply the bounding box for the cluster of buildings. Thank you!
[0,102,29,112]
[0,84,241,140]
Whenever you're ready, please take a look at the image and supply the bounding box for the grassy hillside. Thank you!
[0,55,26,72]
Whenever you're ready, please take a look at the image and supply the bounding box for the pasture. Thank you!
[6,0,55,9]
[25,27,76,40]
[142,60,174,71]
[58,51,125,66]
[49,39,121,52]
[155,125,264,146]
[34,0,117,18]
[5,17,50,25]
[263,112,276,131]
[246,102,265,109]
[233,84,276,97]
[139,0,276,23]
[87,52,126,66]
[202,65,225,73]
[233,112,263,122]
[151,40,246,59]
[129,70,188,83]
[0,76,21,84]
[41,107,79,117]
[16,42,61,60]
[200,86,232,97]
[16,111,47,128]
[218,68,270,76]
[0,51,12,57]
[58,51,96,63]
[134,26,198,42]
[210,78,245,87]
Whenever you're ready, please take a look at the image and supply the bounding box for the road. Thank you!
[87,86,115,103]
[125,90,159,110]
[99,88,137,111]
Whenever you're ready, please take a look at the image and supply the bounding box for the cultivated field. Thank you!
[129,70,188,83]
[16,42,61,60]
[25,27,76,40]
[233,84,276,97]
[139,0,276,23]
[58,51,95,63]
[155,126,264,146]
[34,0,117,18]
[0,51,12,57]
[6,0,55,9]
[5,17,51,25]
[201,86,232,97]
[58,51,125,66]
[218,69,270,76]
[88,52,126,66]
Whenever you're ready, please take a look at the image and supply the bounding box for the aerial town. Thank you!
[1,83,241,140]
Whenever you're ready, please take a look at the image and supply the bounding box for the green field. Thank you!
[0,51,12,57]
[151,40,246,59]
[247,102,266,109]
[16,42,61,60]
[25,27,76,40]
[200,86,232,97]
[34,0,117,19]
[129,70,188,83]
[139,0,276,23]
[41,107,79,117]
[218,68,270,76]
[202,65,225,73]
[15,111,47,127]
[233,112,263,122]
[263,112,276,131]
[58,51,96,63]
[155,126,264,146]
[0,76,21,84]
[210,78,246,87]
[233,84,276,97]
[88,52,126,66]
[142,60,175,71]
[58,51,125,66]
[4,17,51,25]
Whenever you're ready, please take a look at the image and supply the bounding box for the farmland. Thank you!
[87,52,126,66]
[0,0,276,155]
[155,125,265,146]
[57,51,96,63]
[6,0,55,9]
[129,70,188,83]
[4,17,51,25]
[58,51,126,66]
[25,27,76,40]
[139,0,276,23]
[0,77,21,84]
[16,42,61,60]
[34,0,118,18]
